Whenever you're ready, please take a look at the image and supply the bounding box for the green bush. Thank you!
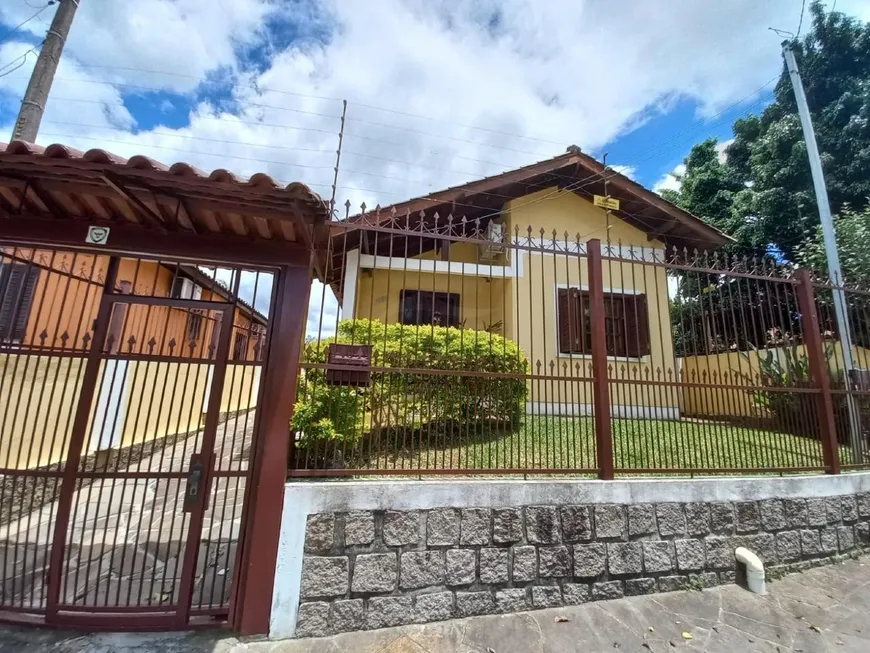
[291,319,529,451]
[741,344,848,440]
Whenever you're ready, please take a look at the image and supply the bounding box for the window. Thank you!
[399,290,460,327]
[232,332,248,361]
[557,288,649,357]
[0,263,39,342]
[185,310,203,343]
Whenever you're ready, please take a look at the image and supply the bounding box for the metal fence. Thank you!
[291,211,870,478]
[0,244,274,626]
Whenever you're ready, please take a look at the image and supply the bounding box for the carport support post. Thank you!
[795,268,840,474]
[234,264,310,634]
[588,239,614,480]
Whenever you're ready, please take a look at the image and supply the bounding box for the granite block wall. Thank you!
[293,493,870,637]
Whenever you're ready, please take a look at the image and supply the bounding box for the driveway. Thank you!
[0,411,254,611]
[2,554,868,652]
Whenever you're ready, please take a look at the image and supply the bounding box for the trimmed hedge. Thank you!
[292,319,528,450]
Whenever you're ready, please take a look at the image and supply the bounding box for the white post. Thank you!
[783,42,863,462]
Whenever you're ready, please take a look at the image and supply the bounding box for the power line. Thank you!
[16,95,343,136]
[6,72,777,176]
[40,119,337,154]
[0,2,54,47]
[67,63,576,147]
[35,131,337,170]
[0,47,37,78]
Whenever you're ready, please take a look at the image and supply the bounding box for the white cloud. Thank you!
[610,165,636,180]
[716,139,734,164]
[654,163,686,194]
[3,0,869,333]
[652,138,733,195]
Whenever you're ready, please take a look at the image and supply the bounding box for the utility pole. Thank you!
[12,0,80,143]
[782,40,864,463]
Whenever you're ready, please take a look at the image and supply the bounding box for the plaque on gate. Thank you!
[326,343,372,387]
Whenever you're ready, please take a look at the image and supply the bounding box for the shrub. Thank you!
[292,319,529,452]
[742,344,849,440]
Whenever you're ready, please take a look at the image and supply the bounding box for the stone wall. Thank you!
[293,493,870,637]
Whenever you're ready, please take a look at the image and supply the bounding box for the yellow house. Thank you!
[0,248,268,469]
[327,147,730,420]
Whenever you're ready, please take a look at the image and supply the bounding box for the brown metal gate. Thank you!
[0,246,276,628]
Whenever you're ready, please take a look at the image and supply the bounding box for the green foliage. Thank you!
[740,344,847,439]
[292,319,529,451]
[798,204,870,286]
[666,3,870,262]
[291,377,364,449]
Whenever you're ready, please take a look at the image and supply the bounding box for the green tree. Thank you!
[665,2,870,261]
[797,204,870,286]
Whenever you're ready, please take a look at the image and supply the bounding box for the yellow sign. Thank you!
[593,195,620,211]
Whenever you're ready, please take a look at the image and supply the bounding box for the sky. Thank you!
[2,0,869,334]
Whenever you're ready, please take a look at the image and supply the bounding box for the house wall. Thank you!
[9,248,260,360]
[679,343,870,418]
[353,270,512,337]
[2,354,261,469]
[1,249,266,468]
[506,189,678,416]
[345,188,678,417]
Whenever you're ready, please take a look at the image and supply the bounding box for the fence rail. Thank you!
[292,215,870,478]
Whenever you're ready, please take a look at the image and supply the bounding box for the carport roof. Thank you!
[0,140,330,267]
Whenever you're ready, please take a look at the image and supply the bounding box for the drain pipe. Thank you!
[735,547,766,594]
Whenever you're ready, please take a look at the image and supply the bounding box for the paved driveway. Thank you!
[0,412,254,611]
[2,555,868,652]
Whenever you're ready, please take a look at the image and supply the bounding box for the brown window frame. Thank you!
[0,263,39,343]
[399,290,460,327]
[557,287,650,358]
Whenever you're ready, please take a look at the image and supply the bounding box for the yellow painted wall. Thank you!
[679,343,870,417]
[0,354,85,469]
[354,269,512,336]
[347,187,678,411]
[3,248,262,360]
[507,188,677,410]
[2,354,261,469]
[505,187,665,249]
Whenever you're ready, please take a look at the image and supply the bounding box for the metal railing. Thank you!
[292,212,869,477]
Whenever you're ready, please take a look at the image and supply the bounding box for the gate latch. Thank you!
[183,453,208,513]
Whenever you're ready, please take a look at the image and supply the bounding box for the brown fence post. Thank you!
[588,239,614,480]
[234,264,311,634]
[795,268,840,474]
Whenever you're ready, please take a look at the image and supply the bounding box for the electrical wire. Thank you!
[6,68,779,223]
[0,3,53,47]
[68,63,574,147]
[0,47,36,78]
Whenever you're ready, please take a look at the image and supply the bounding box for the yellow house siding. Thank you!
[679,343,870,417]
[505,187,664,250]
[345,186,679,415]
[354,269,511,336]
[506,187,677,414]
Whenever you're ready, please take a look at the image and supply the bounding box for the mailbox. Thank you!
[326,343,372,387]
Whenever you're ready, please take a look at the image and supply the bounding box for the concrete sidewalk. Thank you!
[3,556,868,653]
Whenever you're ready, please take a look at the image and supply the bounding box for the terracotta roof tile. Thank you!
[1,139,328,202]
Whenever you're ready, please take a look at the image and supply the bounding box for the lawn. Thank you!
[356,416,844,474]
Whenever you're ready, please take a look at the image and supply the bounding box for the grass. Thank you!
[356,416,846,474]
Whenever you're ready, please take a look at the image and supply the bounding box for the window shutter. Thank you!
[624,294,650,357]
[0,264,39,342]
[558,288,584,353]
[557,289,571,353]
